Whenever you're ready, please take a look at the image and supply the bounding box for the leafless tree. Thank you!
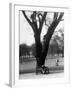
[22,10,64,73]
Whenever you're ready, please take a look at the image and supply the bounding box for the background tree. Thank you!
[48,28,64,56]
[22,11,64,70]
[19,44,30,56]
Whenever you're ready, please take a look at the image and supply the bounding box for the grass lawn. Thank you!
[19,56,64,74]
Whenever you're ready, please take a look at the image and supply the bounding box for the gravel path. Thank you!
[19,72,64,79]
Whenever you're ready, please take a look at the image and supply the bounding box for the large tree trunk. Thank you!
[34,33,50,68]
[34,33,42,67]
[40,41,49,66]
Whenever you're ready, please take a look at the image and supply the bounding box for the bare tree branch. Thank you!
[22,11,38,34]
[38,14,42,23]
[53,12,58,21]
[31,11,37,22]
[38,12,43,23]
[39,12,47,33]
[57,12,64,22]
[43,12,64,43]
[22,11,32,26]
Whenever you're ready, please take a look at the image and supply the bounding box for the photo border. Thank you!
[9,3,70,87]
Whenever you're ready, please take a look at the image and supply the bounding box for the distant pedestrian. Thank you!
[56,59,59,66]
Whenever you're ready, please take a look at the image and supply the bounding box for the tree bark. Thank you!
[34,33,42,67]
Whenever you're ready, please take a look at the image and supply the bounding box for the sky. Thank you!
[20,11,64,46]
